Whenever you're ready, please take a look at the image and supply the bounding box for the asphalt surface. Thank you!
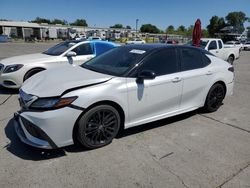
[0,43,250,188]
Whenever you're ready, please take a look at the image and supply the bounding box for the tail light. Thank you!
[228,67,234,72]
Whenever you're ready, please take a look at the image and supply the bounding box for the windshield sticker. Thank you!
[130,49,146,54]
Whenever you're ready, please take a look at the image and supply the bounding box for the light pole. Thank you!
[136,19,139,37]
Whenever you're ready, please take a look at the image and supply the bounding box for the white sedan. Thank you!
[243,41,250,50]
[126,38,146,44]
[0,40,118,88]
[14,44,234,149]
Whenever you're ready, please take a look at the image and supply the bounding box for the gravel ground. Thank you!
[0,42,250,188]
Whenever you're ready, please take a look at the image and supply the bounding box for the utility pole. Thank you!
[136,19,139,37]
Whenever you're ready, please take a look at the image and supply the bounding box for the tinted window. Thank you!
[208,41,217,50]
[181,48,204,71]
[218,40,223,49]
[139,48,178,76]
[72,43,93,55]
[201,53,211,66]
[43,41,79,56]
[95,43,115,56]
[82,47,149,76]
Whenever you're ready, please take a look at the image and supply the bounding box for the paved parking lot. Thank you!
[0,43,250,188]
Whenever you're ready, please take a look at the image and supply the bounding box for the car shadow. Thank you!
[4,110,198,161]
[0,86,19,95]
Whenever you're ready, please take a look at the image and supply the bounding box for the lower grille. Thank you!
[19,116,57,148]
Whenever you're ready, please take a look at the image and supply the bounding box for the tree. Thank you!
[110,24,123,29]
[176,25,186,35]
[71,19,88,27]
[225,11,248,33]
[126,25,131,29]
[186,25,194,37]
[202,29,209,37]
[207,16,226,37]
[140,24,160,33]
[166,25,175,34]
[51,19,67,25]
[31,17,51,24]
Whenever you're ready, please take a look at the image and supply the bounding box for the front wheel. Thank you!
[77,105,121,149]
[227,55,234,65]
[203,83,225,112]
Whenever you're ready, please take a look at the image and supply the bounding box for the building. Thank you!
[0,20,184,42]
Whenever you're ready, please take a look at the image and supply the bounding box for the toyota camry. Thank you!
[14,44,234,149]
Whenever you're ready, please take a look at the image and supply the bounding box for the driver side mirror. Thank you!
[66,51,77,57]
[66,51,77,65]
[136,70,156,83]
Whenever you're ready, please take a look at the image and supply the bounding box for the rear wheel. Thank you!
[203,83,225,112]
[23,68,45,81]
[77,105,121,149]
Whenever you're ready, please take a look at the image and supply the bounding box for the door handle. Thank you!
[206,71,213,75]
[216,51,219,53]
[172,77,182,83]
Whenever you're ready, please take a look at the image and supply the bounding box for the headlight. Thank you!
[30,96,78,110]
[3,64,24,73]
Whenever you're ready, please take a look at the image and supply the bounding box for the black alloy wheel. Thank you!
[204,83,225,112]
[77,105,121,149]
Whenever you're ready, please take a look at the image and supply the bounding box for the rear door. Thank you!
[127,48,183,126]
[179,47,212,110]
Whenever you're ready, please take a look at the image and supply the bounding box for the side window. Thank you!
[180,48,204,71]
[72,43,93,55]
[201,53,211,66]
[218,40,223,49]
[140,48,178,76]
[208,40,217,50]
[95,43,115,56]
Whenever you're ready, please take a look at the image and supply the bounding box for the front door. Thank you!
[127,48,183,127]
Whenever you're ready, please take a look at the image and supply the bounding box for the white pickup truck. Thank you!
[200,38,240,64]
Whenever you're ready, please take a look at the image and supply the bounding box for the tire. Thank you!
[227,55,234,65]
[203,83,225,112]
[23,68,45,81]
[77,105,121,149]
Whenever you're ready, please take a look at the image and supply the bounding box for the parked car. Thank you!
[243,41,250,50]
[0,40,118,88]
[200,38,240,65]
[126,38,146,44]
[224,41,244,51]
[166,40,179,44]
[14,44,234,149]
[87,36,102,41]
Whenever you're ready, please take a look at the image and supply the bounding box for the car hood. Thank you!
[21,65,113,97]
[0,53,55,65]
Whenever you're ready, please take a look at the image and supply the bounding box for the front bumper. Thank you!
[14,106,83,149]
[0,72,22,88]
[14,112,55,149]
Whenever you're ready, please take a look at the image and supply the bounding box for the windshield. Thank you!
[43,41,79,56]
[200,40,209,49]
[81,47,149,76]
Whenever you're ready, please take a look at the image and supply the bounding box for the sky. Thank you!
[0,0,249,30]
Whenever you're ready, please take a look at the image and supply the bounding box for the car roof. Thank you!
[66,39,118,46]
[122,44,204,51]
